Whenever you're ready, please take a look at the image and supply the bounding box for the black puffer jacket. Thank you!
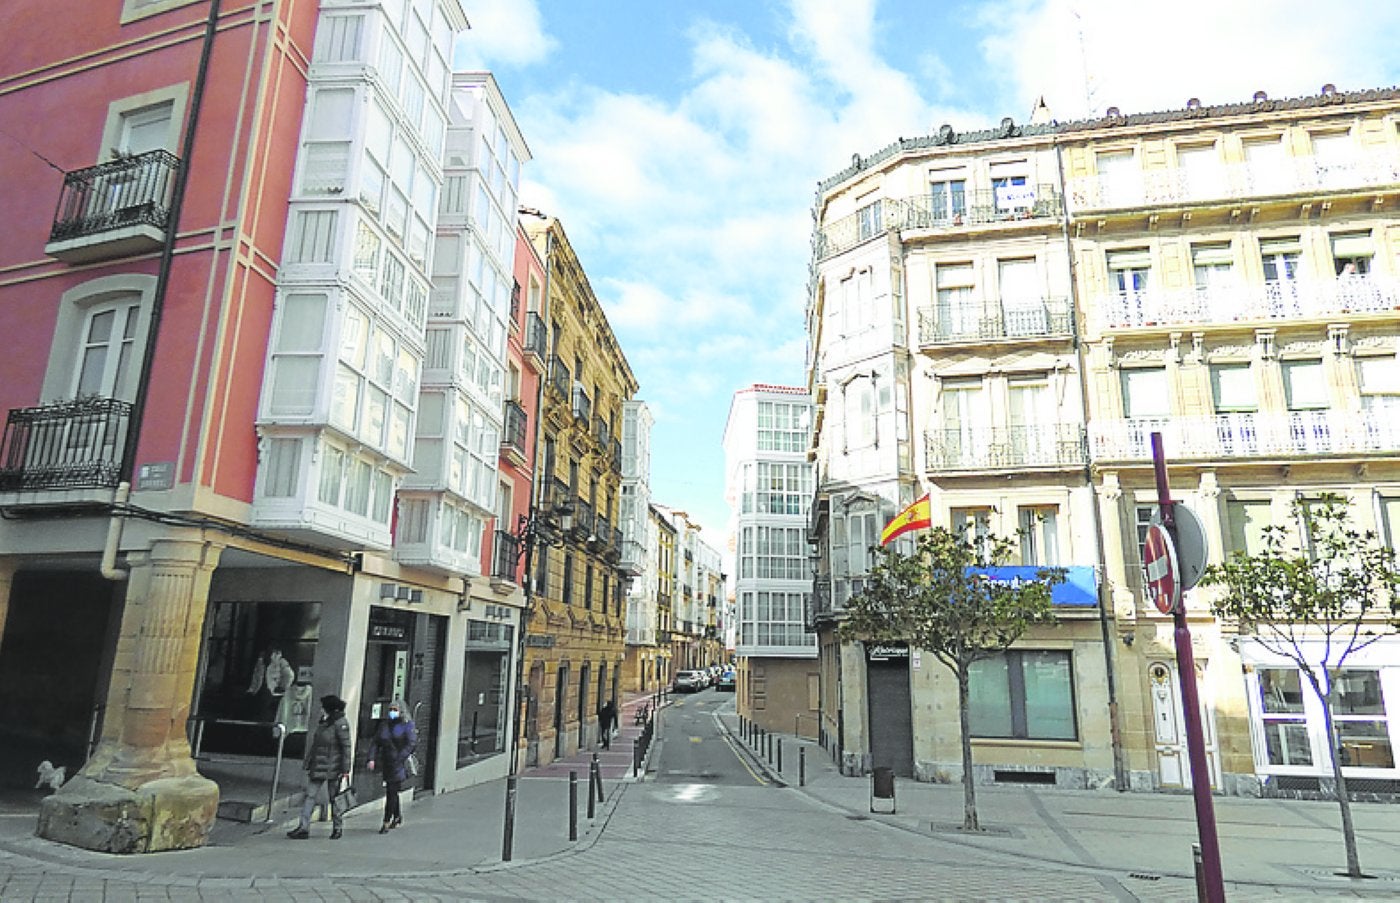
[303,712,352,780]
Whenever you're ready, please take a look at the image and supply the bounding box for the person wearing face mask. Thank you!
[287,695,352,840]
[366,698,417,834]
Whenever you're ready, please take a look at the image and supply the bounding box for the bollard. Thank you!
[777,737,783,773]
[592,753,605,803]
[587,760,597,820]
[766,731,773,764]
[1192,843,1205,903]
[633,737,640,777]
[569,772,578,841]
[502,775,518,862]
[800,747,806,786]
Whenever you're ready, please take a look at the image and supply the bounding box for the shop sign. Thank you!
[866,642,909,662]
[970,565,1098,607]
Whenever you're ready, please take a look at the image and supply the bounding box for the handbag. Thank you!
[334,775,358,810]
[405,753,419,777]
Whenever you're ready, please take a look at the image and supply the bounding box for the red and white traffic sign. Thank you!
[1143,523,1180,615]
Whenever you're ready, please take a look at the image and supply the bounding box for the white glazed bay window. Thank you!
[756,400,811,452]
[738,590,810,648]
[1242,644,1399,778]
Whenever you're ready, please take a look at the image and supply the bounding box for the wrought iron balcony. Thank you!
[509,280,521,322]
[572,498,595,537]
[816,186,1063,260]
[1089,409,1400,462]
[1092,275,1400,332]
[591,414,610,447]
[0,397,131,491]
[1068,153,1400,212]
[807,577,833,628]
[524,312,547,361]
[918,297,1072,344]
[501,400,527,459]
[542,477,571,513]
[926,423,1087,472]
[46,151,179,263]
[611,438,622,473]
[491,529,521,581]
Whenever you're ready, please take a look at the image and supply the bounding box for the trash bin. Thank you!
[870,766,896,814]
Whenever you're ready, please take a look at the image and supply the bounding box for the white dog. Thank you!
[35,760,66,792]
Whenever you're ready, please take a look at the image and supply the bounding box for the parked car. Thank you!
[673,670,707,693]
[716,670,736,692]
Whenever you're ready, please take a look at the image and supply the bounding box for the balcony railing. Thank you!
[1089,409,1400,462]
[918,296,1073,344]
[1068,153,1400,212]
[547,356,570,397]
[591,414,610,447]
[1092,275,1400,332]
[501,400,527,458]
[524,312,547,360]
[573,498,595,537]
[815,186,1064,261]
[0,397,131,491]
[926,423,1087,471]
[491,529,520,581]
[49,150,179,246]
[509,280,521,322]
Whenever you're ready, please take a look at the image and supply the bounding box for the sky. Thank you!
[453,0,1400,547]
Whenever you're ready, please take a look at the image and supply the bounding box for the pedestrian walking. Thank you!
[287,694,352,840]
[366,698,417,834]
[597,698,617,749]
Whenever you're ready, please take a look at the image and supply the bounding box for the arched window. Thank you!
[42,275,157,404]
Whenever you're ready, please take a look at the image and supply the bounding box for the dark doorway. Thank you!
[554,662,569,760]
[576,663,590,749]
[866,643,914,777]
[354,607,446,802]
[0,571,119,788]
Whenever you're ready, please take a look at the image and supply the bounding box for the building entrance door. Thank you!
[1149,660,1219,789]
[356,607,446,801]
[865,643,914,777]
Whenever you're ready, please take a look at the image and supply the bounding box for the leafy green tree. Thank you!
[1201,495,1400,878]
[840,525,1063,831]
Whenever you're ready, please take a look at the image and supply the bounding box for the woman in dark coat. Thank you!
[366,698,417,833]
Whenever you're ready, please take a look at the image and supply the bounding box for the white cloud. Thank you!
[453,0,556,70]
[980,0,1400,121]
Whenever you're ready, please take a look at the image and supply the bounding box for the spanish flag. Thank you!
[880,493,932,545]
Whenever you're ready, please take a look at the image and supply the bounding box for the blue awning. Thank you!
[969,565,1098,607]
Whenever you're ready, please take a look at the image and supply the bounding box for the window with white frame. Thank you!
[855,198,882,242]
[266,293,327,416]
[1096,150,1138,205]
[1244,137,1288,194]
[756,400,811,452]
[1018,506,1059,566]
[1331,231,1373,276]
[1282,359,1328,410]
[950,507,992,545]
[928,173,966,223]
[1134,504,1155,566]
[330,304,417,461]
[990,161,1031,214]
[1107,248,1151,297]
[739,525,808,580]
[740,589,810,648]
[935,263,976,336]
[1120,366,1168,419]
[998,258,1043,334]
[1225,499,1271,556]
[843,373,877,451]
[755,462,811,516]
[831,504,879,594]
[1256,667,1313,766]
[74,300,142,400]
[1177,143,1224,198]
[941,378,985,455]
[1210,362,1256,413]
[1357,356,1400,412]
[1311,131,1356,187]
[1260,236,1301,288]
[968,650,1077,740]
[1250,663,1394,771]
[1191,243,1235,292]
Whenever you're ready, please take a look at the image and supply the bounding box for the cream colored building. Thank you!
[806,86,1400,798]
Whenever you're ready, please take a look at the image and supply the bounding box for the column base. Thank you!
[37,773,219,853]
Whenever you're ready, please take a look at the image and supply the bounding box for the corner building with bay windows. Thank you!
[806,86,1400,800]
[0,0,543,854]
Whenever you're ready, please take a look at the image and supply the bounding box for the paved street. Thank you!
[1,690,1398,901]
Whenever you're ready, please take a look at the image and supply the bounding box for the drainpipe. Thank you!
[1055,141,1129,792]
[103,0,223,581]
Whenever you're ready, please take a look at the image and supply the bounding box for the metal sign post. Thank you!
[1151,433,1225,902]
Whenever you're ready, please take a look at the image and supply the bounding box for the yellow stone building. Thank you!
[806,86,1400,797]
[521,218,637,766]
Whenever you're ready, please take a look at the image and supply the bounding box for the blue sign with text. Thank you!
[970,565,1098,607]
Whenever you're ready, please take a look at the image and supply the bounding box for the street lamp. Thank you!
[501,498,570,861]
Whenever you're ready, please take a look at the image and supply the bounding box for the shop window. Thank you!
[1258,667,1313,766]
[968,650,1076,740]
[457,621,511,766]
[1334,670,1393,769]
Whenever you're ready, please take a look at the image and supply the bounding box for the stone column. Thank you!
[1096,471,1137,637]
[38,537,223,853]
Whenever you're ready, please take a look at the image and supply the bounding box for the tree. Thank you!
[1201,494,1400,879]
[840,525,1063,831]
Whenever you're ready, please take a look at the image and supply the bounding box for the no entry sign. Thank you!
[1143,523,1180,615]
